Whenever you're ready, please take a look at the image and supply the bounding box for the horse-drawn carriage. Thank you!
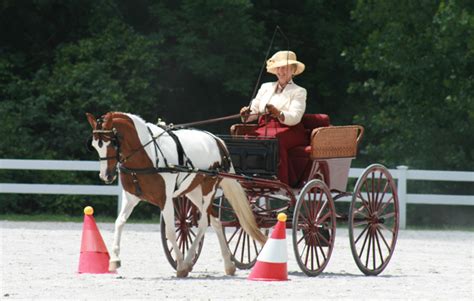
[159,113,399,276]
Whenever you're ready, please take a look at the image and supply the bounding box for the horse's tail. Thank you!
[219,177,267,245]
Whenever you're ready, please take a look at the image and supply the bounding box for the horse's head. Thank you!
[86,112,121,184]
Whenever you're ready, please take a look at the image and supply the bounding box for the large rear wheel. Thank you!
[160,196,204,270]
[292,179,336,276]
[349,164,399,275]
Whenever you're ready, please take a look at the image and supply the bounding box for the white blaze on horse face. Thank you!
[91,138,113,181]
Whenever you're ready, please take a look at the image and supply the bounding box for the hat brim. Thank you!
[266,60,305,76]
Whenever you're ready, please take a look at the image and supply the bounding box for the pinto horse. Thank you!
[86,112,266,277]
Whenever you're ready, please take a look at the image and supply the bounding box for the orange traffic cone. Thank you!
[78,206,113,274]
[248,213,288,281]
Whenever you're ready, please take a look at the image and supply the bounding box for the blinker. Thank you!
[86,136,94,152]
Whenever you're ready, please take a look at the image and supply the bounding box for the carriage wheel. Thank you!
[292,179,336,276]
[217,195,268,269]
[349,164,399,276]
[160,196,204,270]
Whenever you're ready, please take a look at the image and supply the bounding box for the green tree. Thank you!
[346,0,474,170]
[147,0,265,124]
[0,1,164,216]
[1,21,162,159]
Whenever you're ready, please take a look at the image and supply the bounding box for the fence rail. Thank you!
[1,159,473,228]
[0,159,121,197]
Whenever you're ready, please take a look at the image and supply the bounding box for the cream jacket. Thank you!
[247,81,307,126]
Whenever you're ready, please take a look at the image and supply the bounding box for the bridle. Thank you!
[88,117,172,171]
[91,128,122,162]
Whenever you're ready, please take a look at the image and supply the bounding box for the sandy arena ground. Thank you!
[1,220,473,300]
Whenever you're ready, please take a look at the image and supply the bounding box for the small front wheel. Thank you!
[349,164,399,275]
[292,179,336,276]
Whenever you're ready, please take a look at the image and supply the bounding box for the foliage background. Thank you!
[1,0,473,223]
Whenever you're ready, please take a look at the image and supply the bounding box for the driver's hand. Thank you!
[265,104,280,118]
[240,106,251,117]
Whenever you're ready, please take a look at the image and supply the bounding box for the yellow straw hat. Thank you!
[266,50,305,76]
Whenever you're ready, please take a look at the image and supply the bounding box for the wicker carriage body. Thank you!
[308,125,364,191]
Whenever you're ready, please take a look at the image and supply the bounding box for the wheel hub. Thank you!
[368,213,384,225]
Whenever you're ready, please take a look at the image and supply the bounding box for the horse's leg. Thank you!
[109,189,140,272]
[161,192,189,277]
[209,215,236,275]
[181,188,209,272]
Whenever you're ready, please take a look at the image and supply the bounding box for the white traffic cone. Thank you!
[248,213,288,281]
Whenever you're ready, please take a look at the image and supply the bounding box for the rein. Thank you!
[172,112,261,128]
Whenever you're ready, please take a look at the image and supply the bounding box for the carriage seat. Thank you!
[288,114,330,186]
[301,114,331,141]
[287,113,331,158]
[288,114,364,187]
[289,114,365,159]
[229,113,331,137]
[230,123,259,136]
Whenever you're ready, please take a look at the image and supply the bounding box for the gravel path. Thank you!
[1,221,473,300]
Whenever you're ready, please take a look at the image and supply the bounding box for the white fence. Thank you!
[1,159,473,228]
[0,159,123,214]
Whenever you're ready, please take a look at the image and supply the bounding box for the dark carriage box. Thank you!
[218,135,279,178]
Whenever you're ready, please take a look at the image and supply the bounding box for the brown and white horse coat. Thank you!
[86,112,265,277]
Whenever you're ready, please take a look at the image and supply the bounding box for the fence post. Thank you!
[397,165,408,229]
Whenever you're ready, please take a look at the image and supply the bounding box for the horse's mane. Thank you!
[110,112,148,143]
[112,112,162,165]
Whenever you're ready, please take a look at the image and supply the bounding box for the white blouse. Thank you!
[246,80,307,126]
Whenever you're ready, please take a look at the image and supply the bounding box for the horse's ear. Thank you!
[103,112,113,129]
[86,113,97,128]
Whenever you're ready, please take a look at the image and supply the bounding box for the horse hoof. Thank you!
[225,263,236,276]
[109,260,121,272]
[176,269,189,278]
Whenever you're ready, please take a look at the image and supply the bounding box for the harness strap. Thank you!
[119,165,162,175]
[131,173,142,196]
[119,164,218,176]
[213,137,231,172]
[157,124,183,165]
[156,124,195,169]
[147,126,162,168]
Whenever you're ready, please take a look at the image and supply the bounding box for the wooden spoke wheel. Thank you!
[292,179,336,276]
[160,196,204,270]
[217,195,268,270]
[349,164,399,276]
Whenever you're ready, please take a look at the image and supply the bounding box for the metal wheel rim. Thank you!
[160,196,204,270]
[349,164,399,276]
[292,179,336,276]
